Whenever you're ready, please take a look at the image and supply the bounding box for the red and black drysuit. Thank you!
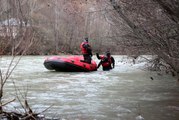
[80,41,92,64]
[96,53,115,71]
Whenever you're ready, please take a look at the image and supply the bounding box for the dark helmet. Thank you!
[84,37,88,42]
[106,51,111,57]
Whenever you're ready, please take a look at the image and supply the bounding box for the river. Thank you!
[1,55,179,120]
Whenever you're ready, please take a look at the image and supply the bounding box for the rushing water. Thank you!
[1,55,179,120]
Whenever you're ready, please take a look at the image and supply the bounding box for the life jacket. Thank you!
[101,55,112,67]
[80,42,89,54]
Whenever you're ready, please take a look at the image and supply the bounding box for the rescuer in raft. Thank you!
[96,51,115,71]
[80,37,93,64]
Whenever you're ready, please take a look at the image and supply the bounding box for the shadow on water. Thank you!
[1,56,179,120]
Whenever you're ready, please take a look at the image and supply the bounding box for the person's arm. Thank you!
[83,43,91,50]
[89,50,92,56]
[83,44,92,56]
[82,43,88,49]
[111,57,115,68]
[97,61,102,68]
[96,53,101,59]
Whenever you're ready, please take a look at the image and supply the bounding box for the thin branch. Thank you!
[0,98,16,107]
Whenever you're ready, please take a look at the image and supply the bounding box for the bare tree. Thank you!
[0,0,37,115]
[103,0,179,79]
